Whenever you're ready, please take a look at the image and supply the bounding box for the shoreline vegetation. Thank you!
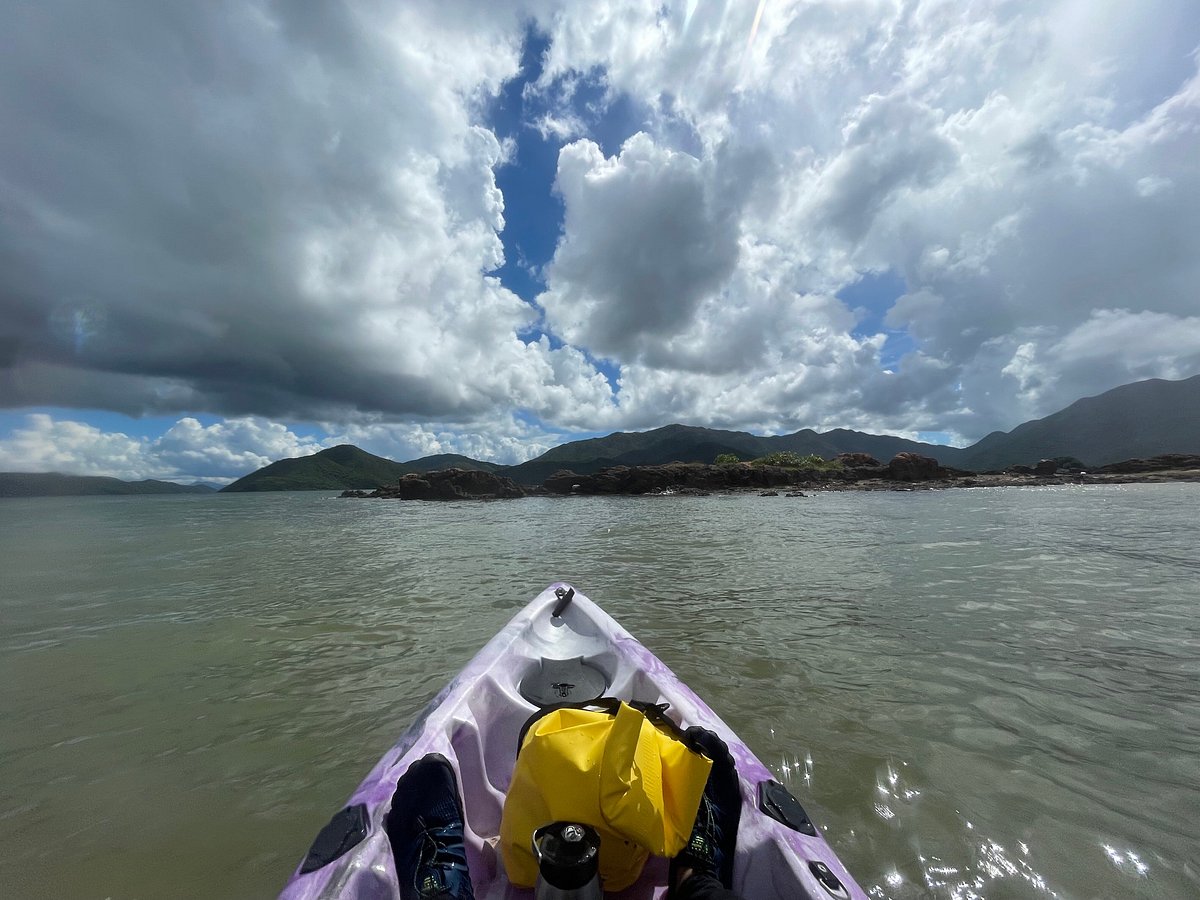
[339,452,1200,501]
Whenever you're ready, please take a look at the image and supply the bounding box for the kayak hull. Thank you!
[280,584,866,899]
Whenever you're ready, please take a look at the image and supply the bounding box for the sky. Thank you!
[2,1,1199,484]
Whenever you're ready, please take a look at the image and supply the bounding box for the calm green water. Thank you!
[1,486,1197,899]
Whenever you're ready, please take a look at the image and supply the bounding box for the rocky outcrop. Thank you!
[835,452,886,480]
[835,452,881,467]
[1094,454,1200,474]
[1034,459,1059,477]
[341,468,525,500]
[542,462,830,495]
[345,453,1200,502]
[884,453,947,481]
[542,470,589,494]
[542,454,955,495]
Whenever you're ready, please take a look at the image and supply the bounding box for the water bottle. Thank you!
[531,821,602,900]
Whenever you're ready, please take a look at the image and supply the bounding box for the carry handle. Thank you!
[551,586,575,617]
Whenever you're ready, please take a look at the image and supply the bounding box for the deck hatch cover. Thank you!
[519,656,607,706]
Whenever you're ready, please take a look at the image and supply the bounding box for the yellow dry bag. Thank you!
[499,699,713,892]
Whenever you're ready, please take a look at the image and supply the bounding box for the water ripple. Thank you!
[0,486,1197,898]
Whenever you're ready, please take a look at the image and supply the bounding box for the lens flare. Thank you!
[747,0,767,51]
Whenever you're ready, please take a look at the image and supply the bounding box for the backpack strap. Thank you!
[628,700,690,744]
[516,697,623,750]
[516,697,703,754]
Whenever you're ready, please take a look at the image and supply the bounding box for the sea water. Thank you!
[1,485,1196,898]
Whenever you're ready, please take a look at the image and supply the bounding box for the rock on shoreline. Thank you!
[539,452,1200,495]
[340,453,1200,500]
[340,468,526,500]
[542,452,955,495]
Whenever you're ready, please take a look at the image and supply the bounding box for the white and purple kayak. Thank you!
[280,583,866,900]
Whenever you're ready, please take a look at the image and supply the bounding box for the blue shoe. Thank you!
[386,754,475,900]
[670,727,741,895]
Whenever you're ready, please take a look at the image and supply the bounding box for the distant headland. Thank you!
[5,374,1199,498]
[230,373,1200,496]
[0,473,216,498]
[337,452,1200,501]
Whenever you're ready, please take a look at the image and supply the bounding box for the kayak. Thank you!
[280,583,866,899]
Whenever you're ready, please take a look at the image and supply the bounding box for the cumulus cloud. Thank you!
[532,0,1200,439]
[1004,309,1200,411]
[153,418,326,479]
[331,413,561,466]
[0,414,325,483]
[0,416,160,481]
[0,0,610,429]
[3,0,1199,472]
[812,92,958,242]
[0,408,571,481]
[540,133,744,360]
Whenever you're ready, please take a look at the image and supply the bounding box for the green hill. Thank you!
[504,424,769,483]
[221,445,413,491]
[497,376,1199,482]
[217,374,1200,488]
[959,374,1200,470]
[0,473,215,497]
[403,454,502,474]
[220,445,500,491]
[501,423,960,484]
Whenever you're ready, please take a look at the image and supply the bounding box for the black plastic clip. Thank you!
[552,586,575,617]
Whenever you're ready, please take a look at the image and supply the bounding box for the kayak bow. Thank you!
[280,583,866,899]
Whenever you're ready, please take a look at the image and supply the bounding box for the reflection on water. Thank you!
[1,485,1197,898]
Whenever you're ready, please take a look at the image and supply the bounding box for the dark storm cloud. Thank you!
[0,1,542,420]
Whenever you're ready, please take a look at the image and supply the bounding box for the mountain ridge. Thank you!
[9,375,1198,493]
[959,374,1200,470]
[0,473,216,497]
[221,374,1200,490]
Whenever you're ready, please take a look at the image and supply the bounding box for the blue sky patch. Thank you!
[488,26,640,405]
[488,25,647,309]
[839,269,915,370]
[917,430,958,447]
[0,407,221,440]
[564,70,645,158]
[489,27,561,306]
